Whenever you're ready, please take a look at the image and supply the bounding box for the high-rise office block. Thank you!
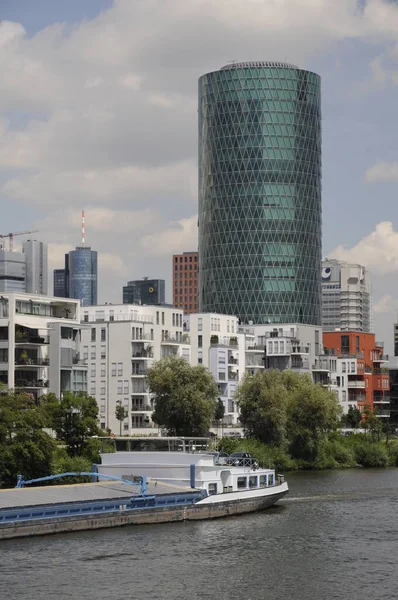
[53,212,98,306]
[172,252,199,314]
[0,251,26,292]
[198,61,322,325]
[322,259,372,333]
[122,278,165,305]
[22,240,48,295]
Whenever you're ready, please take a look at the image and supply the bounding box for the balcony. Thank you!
[373,395,390,404]
[227,370,238,381]
[246,344,265,353]
[15,358,49,368]
[161,334,189,345]
[15,379,49,389]
[375,409,390,418]
[347,380,365,389]
[132,350,154,359]
[131,369,148,377]
[15,335,49,346]
[131,333,153,342]
[131,404,152,412]
[312,361,329,372]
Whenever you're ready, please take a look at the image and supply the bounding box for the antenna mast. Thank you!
[81,210,85,247]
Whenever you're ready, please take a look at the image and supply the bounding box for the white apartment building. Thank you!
[0,292,87,400]
[187,313,245,425]
[80,304,190,434]
[322,259,372,332]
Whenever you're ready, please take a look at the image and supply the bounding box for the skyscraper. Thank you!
[322,259,372,332]
[53,211,98,306]
[0,251,26,292]
[198,61,322,325]
[123,278,165,305]
[172,251,199,314]
[22,240,48,295]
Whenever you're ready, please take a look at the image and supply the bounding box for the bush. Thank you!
[52,449,93,484]
[353,441,389,468]
[387,442,398,467]
[323,438,356,468]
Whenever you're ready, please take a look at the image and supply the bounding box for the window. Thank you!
[237,477,247,489]
[83,346,88,360]
[90,387,96,395]
[91,351,96,360]
[161,312,165,325]
[83,313,89,322]
[156,311,159,325]
[117,380,123,394]
[198,318,203,331]
[268,474,274,486]
[118,362,123,376]
[172,313,175,327]
[101,364,106,377]
[198,335,202,348]
[342,390,346,401]
[259,475,267,488]
[342,362,346,373]
[91,329,96,342]
[111,363,116,376]
[249,476,258,489]
[90,368,96,377]
[208,483,217,495]
[124,380,129,394]
[123,422,129,431]
[101,328,106,342]
[100,381,106,395]
[101,346,106,359]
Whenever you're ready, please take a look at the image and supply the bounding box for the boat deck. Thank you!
[0,479,193,510]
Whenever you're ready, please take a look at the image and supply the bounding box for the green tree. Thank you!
[286,375,341,461]
[237,370,289,446]
[344,405,362,429]
[214,397,225,437]
[148,355,218,436]
[362,406,382,442]
[0,390,56,487]
[50,392,100,457]
[115,401,128,436]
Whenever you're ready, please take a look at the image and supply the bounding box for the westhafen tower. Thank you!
[198,61,322,325]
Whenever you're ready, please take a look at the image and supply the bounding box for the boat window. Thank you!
[249,476,258,489]
[259,475,267,488]
[268,474,274,486]
[208,483,217,495]
[237,477,247,489]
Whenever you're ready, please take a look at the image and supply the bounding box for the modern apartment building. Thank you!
[172,252,199,314]
[0,293,87,400]
[123,278,165,306]
[22,240,48,295]
[322,259,372,332]
[80,304,190,433]
[323,331,389,416]
[198,61,322,325]
[187,313,245,425]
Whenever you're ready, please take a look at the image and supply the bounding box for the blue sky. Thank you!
[1,0,398,350]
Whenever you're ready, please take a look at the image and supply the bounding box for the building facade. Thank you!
[323,331,389,416]
[322,259,372,332]
[22,240,48,295]
[0,251,26,292]
[0,293,87,400]
[198,61,322,325]
[123,278,165,306]
[54,247,97,306]
[173,252,199,314]
[80,304,190,434]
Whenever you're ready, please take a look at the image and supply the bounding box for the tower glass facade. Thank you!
[69,247,97,306]
[198,61,322,325]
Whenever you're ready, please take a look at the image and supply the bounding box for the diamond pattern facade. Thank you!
[198,62,322,325]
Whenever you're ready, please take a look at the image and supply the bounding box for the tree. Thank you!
[362,406,382,442]
[115,401,128,436]
[0,390,56,487]
[50,392,100,457]
[343,405,362,429]
[214,398,225,437]
[236,370,289,446]
[286,375,341,461]
[148,355,218,436]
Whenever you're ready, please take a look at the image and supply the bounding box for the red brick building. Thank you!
[323,331,389,414]
[172,251,199,314]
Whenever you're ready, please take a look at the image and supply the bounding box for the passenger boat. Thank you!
[0,437,288,540]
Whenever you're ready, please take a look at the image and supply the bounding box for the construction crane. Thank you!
[0,230,39,252]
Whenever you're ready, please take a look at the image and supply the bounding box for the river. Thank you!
[1,469,397,600]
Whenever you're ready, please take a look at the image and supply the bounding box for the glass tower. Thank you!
[198,61,322,325]
[69,247,97,306]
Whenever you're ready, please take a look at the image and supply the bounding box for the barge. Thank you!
[0,437,288,540]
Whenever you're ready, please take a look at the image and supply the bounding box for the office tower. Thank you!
[198,61,322,324]
[0,251,26,292]
[22,240,48,295]
[172,251,199,314]
[53,211,98,306]
[322,259,372,332]
[122,278,165,305]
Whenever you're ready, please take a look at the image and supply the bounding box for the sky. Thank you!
[1,0,398,352]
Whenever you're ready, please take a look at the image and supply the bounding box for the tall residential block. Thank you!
[198,61,322,325]
[173,252,199,314]
[22,239,48,295]
[123,278,165,306]
[322,259,372,332]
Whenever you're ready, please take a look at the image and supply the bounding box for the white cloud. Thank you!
[330,221,398,274]
[365,161,398,182]
[141,215,198,257]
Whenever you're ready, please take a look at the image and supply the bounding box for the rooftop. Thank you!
[221,61,298,70]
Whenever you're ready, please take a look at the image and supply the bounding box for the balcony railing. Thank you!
[131,333,153,341]
[132,369,148,376]
[15,359,49,367]
[15,379,49,388]
[15,335,50,345]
